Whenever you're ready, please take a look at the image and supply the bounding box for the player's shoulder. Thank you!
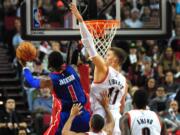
[109,67,126,78]
[127,109,138,114]
[146,109,158,115]
[66,65,76,72]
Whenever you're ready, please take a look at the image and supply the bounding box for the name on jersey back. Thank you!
[59,75,75,85]
[109,79,124,89]
[137,118,153,125]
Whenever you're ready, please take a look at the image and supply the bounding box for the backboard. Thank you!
[21,0,171,40]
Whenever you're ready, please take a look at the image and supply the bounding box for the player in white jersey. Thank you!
[120,90,167,135]
[70,4,128,135]
[62,91,115,135]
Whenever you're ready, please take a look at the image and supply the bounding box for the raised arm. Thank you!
[70,3,108,83]
[98,91,115,135]
[62,104,85,135]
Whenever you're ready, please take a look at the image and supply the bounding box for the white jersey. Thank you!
[127,110,162,135]
[90,67,126,135]
[86,131,107,135]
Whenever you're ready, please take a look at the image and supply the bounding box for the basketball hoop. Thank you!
[85,20,120,57]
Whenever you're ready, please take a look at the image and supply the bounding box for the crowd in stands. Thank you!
[0,0,179,135]
[0,98,27,135]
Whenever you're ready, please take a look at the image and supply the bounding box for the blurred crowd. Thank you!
[0,0,179,135]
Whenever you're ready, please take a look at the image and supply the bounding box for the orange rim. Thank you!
[85,20,120,28]
[84,20,120,37]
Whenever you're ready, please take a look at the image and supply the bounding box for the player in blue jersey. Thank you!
[19,51,90,135]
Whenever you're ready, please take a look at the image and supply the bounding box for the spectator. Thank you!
[3,0,17,61]
[143,77,157,101]
[12,17,24,78]
[124,8,143,28]
[23,80,37,112]
[164,70,180,94]
[136,40,143,48]
[150,9,160,27]
[155,64,165,84]
[41,0,54,21]
[123,42,138,73]
[123,42,138,84]
[144,40,156,57]
[121,6,131,22]
[32,60,49,76]
[12,17,23,49]
[136,56,155,86]
[0,98,27,135]
[96,0,106,19]
[18,129,27,135]
[141,6,151,23]
[149,86,168,115]
[164,100,180,134]
[38,41,51,66]
[151,45,160,67]
[49,1,67,28]
[159,47,179,71]
[124,86,139,113]
[32,87,52,135]
[170,37,180,61]
[50,41,67,62]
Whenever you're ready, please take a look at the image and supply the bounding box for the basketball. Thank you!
[16,42,37,61]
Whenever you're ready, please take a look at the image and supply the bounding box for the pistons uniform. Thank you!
[127,110,161,135]
[90,67,126,135]
[49,65,90,135]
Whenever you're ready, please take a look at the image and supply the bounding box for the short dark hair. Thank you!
[48,51,64,71]
[91,114,105,133]
[165,70,174,75]
[132,90,148,109]
[109,47,127,64]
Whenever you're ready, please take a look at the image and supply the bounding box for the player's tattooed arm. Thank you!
[120,114,131,135]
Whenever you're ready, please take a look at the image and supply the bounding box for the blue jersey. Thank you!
[49,65,87,111]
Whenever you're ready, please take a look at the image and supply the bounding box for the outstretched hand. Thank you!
[97,91,110,109]
[70,103,83,117]
[70,3,83,22]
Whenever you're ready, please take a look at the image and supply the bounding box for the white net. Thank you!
[85,20,120,57]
